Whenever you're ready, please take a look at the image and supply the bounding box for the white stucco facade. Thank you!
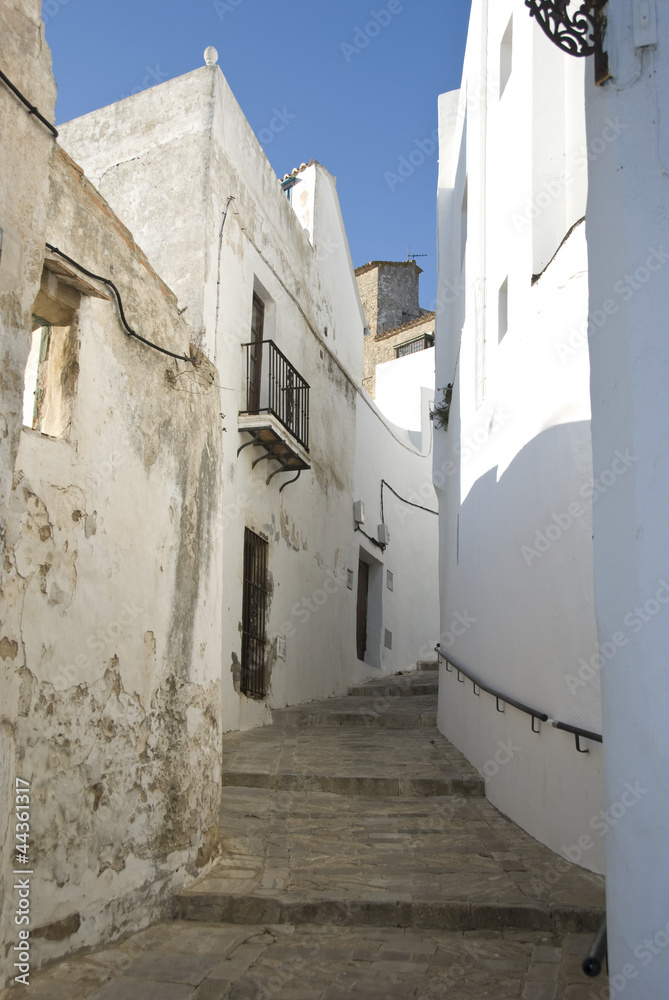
[435,0,605,871]
[375,346,436,432]
[58,60,439,735]
[584,0,669,992]
[0,19,439,982]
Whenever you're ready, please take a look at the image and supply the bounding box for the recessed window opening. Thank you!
[498,277,509,343]
[460,180,468,270]
[22,266,81,438]
[23,321,49,429]
[395,334,433,358]
[281,176,298,203]
[500,15,513,97]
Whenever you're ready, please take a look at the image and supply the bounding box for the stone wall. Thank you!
[355,260,423,337]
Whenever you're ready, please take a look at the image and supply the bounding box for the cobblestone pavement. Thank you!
[5,669,609,998]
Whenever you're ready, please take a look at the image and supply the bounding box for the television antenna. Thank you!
[407,244,428,261]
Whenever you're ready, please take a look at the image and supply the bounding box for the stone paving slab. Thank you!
[1,921,608,1000]
[175,787,605,933]
[221,725,485,797]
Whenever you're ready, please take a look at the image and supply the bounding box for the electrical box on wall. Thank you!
[378,523,390,545]
[353,500,365,524]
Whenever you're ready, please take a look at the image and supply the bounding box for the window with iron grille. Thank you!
[241,528,269,698]
[395,334,433,358]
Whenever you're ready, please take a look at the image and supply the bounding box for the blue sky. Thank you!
[44,0,471,308]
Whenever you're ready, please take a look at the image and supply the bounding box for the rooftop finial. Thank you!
[204,46,219,67]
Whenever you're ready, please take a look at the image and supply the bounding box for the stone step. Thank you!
[272,694,437,728]
[176,787,606,937]
[418,659,439,671]
[220,725,485,799]
[11,920,610,1000]
[221,770,485,798]
[348,670,438,698]
[175,889,604,936]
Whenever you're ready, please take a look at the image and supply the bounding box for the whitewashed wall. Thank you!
[435,0,605,871]
[354,389,439,677]
[60,59,439,734]
[585,0,669,989]
[375,346,435,432]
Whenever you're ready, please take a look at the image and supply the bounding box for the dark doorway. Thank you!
[248,293,265,413]
[356,559,369,661]
[241,527,268,698]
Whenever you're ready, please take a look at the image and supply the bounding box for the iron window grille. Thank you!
[241,527,269,699]
[395,335,434,359]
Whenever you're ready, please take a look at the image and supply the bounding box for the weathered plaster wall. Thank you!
[0,142,223,979]
[2,23,440,987]
[0,0,56,553]
[59,61,437,737]
[435,0,604,870]
[57,72,214,345]
[1,0,57,985]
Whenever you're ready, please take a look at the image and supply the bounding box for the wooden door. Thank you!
[356,559,369,661]
[248,293,265,413]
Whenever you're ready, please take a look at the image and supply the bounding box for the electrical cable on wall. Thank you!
[45,243,196,363]
[380,479,438,520]
[213,195,235,366]
[355,524,385,551]
[0,68,58,138]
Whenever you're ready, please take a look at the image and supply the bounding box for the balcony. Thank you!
[237,340,310,489]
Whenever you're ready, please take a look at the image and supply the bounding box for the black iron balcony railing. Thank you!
[241,339,310,451]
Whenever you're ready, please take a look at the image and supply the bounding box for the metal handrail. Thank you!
[435,645,548,731]
[435,644,603,749]
[552,720,603,753]
[583,918,607,977]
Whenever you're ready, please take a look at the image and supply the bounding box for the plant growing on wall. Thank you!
[431,384,453,430]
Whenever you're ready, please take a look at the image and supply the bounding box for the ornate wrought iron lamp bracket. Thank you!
[526,0,610,84]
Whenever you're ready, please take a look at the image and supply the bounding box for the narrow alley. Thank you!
[6,666,607,999]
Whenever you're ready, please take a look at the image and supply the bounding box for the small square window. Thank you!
[22,266,83,438]
[395,335,433,359]
[281,177,298,203]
